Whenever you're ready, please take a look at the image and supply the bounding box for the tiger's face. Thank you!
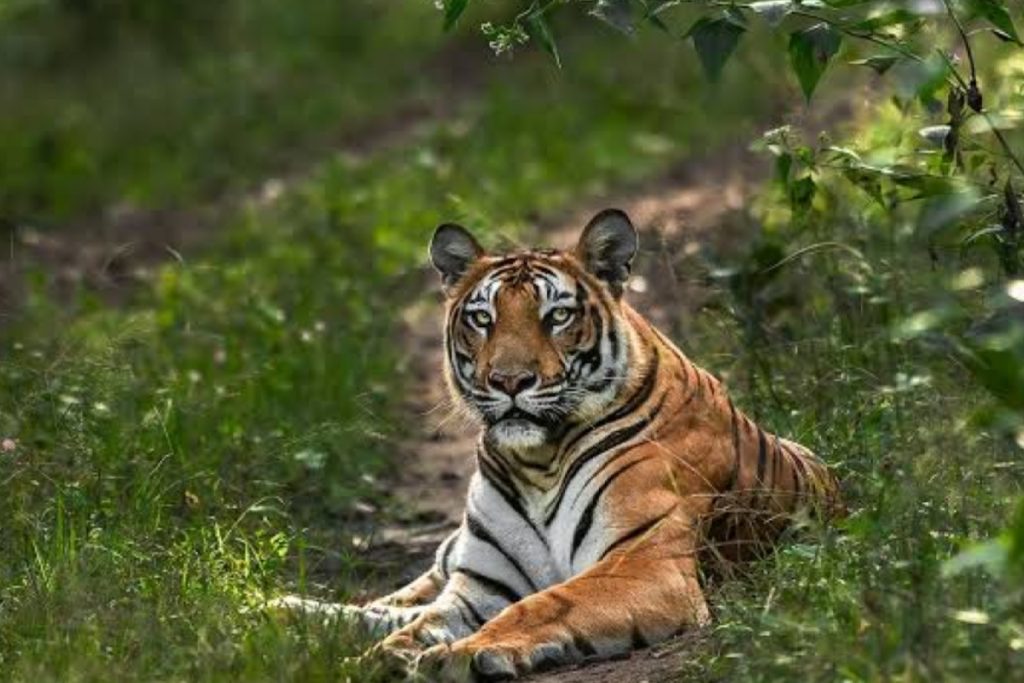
[429,210,639,456]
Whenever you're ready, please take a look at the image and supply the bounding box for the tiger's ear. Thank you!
[575,209,638,297]
[430,223,485,292]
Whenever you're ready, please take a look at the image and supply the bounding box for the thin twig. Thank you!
[941,0,977,84]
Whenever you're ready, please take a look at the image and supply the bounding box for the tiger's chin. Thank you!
[486,418,551,453]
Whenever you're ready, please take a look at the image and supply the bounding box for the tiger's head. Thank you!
[429,209,640,458]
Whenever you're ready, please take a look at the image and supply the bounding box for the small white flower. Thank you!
[1,438,16,452]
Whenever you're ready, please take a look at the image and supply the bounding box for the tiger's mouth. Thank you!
[489,405,564,432]
[497,407,539,423]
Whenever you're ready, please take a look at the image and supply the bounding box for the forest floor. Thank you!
[0,54,844,680]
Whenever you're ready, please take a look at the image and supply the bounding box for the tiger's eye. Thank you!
[470,311,492,327]
[549,307,574,325]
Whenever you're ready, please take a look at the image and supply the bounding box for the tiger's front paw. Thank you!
[366,637,418,679]
[444,636,573,681]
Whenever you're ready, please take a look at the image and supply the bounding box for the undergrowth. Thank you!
[668,53,1024,680]
[0,18,787,682]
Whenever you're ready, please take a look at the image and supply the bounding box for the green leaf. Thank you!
[987,27,1018,43]
[644,0,680,15]
[788,24,842,101]
[788,175,816,212]
[849,55,901,75]
[967,0,1021,44]
[963,224,1006,245]
[641,1,676,32]
[749,0,793,26]
[842,167,887,207]
[1008,498,1024,574]
[590,0,636,34]
[775,152,793,187]
[686,15,747,81]
[442,0,469,32]
[820,0,875,6]
[850,9,920,32]
[526,11,562,69]
[646,13,670,32]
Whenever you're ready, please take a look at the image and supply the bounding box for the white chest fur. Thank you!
[447,448,619,597]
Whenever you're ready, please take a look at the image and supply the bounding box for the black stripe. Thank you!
[570,450,650,511]
[567,626,598,657]
[478,448,550,549]
[531,263,563,279]
[508,449,555,472]
[440,532,459,579]
[788,445,803,498]
[631,624,649,649]
[560,347,660,457]
[477,453,518,501]
[598,506,676,561]
[541,331,653,481]
[486,257,521,273]
[570,458,648,562]
[771,435,782,492]
[454,593,487,629]
[727,400,741,491]
[545,395,663,526]
[791,447,809,492]
[756,428,768,487]
[466,514,539,592]
[456,568,522,604]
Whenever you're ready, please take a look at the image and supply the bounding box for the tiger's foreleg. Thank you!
[433,510,708,679]
[375,568,519,657]
[265,594,427,637]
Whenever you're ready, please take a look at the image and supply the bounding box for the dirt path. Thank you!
[374,146,764,682]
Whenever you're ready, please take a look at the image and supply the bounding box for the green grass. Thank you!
[4,5,1022,681]
[0,20,789,681]
[0,0,445,221]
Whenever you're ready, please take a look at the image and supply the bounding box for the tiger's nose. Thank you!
[488,370,538,397]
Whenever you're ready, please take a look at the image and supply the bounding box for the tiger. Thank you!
[271,209,842,680]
